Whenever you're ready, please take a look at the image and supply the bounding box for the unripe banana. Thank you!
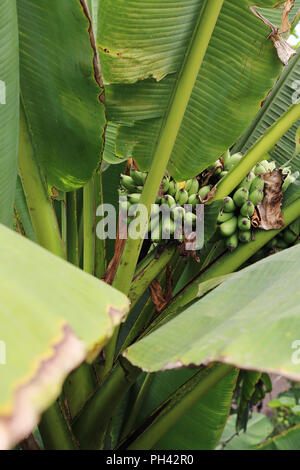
[187,178,199,195]
[233,187,249,207]
[268,161,276,171]
[128,193,141,204]
[220,171,228,179]
[222,150,231,168]
[226,233,239,252]
[238,230,251,243]
[215,167,222,177]
[198,185,211,199]
[219,216,238,238]
[162,217,175,239]
[172,206,185,222]
[238,215,251,231]
[163,176,170,194]
[224,153,243,171]
[240,201,255,217]
[163,194,176,208]
[119,199,130,213]
[260,160,270,172]
[282,172,298,192]
[136,186,144,193]
[217,211,235,224]
[151,221,162,243]
[184,211,196,228]
[130,169,147,186]
[120,174,136,192]
[168,180,176,196]
[175,189,189,206]
[283,228,298,245]
[249,189,264,205]
[188,193,199,209]
[223,197,236,213]
[250,175,265,193]
[253,163,266,175]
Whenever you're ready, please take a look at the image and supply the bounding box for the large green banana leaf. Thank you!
[0,225,129,450]
[17,0,105,191]
[0,0,19,227]
[257,424,300,449]
[219,413,274,450]
[236,47,300,170]
[125,245,300,380]
[100,0,283,180]
[133,368,238,450]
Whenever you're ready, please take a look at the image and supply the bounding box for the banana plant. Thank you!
[2,0,300,451]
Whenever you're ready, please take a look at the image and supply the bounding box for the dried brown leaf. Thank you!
[253,169,285,230]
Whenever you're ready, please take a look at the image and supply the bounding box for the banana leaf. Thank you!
[0,0,19,226]
[125,244,300,380]
[17,0,105,191]
[100,0,283,180]
[0,225,128,449]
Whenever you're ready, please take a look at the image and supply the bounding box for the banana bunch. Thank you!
[217,152,300,252]
[119,170,213,243]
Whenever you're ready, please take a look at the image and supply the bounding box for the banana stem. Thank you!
[83,178,95,274]
[66,191,79,266]
[18,103,65,258]
[214,102,300,201]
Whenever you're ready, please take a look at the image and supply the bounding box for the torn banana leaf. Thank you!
[125,244,300,380]
[0,225,129,450]
[100,0,282,180]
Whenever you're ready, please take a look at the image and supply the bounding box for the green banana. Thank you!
[233,187,249,207]
[162,194,176,208]
[240,201,255,217]
[162,217,175,239]
[175,189,189,206]
[282,172,299,192]
[222,149,231,168]
[163,176,170,194]
[253,163,266,175]
[188,193,199,209]
[120,174,137,192]
[266,238,278,249]
[238,231,251,243]
[238,215,251,231]
[186,178,199,195]
[217,211,235,224]
[219,216,238,238]
[249,189,264,205]
[119,199,130,213]
[224,152,243,171]
[226,233,239,252]
[130,169,147,186]
[220,171,228,179]
[223,196,236,213]
[184,211,196,228]
[167,180,176,196]
[172,206,185,222]
[250,175,265,193]
[198,185,211,199]
[128,193,141,204]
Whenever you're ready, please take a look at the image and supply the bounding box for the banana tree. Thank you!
[1,0,300,451]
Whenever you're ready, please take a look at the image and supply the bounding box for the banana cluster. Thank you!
[119,170,212,243]
[217,153,299,252]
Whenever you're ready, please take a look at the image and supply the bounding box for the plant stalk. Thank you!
[66,191,79,266]
[214,102,300,200]
[83,178,95,274]
[18,103,65,258]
